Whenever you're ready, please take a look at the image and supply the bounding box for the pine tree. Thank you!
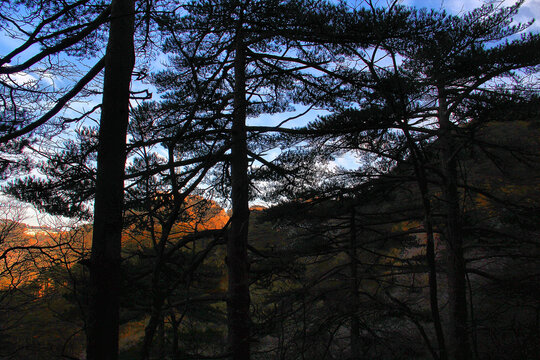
[293,2,540,359]
[86,0,135,359]
[153,1,378,356]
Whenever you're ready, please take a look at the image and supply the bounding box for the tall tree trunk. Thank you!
[403,127,447,360]
[227,23,251,360]
[421,186,447,360]
[349,206,361,360]
[437,85,470,360]
[86,1,135,359]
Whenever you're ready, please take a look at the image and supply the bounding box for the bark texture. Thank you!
[227,26,251,360]
[86,1,135,359]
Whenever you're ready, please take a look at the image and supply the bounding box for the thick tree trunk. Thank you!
[437,86,470,360]
[349,206,361,360]
[227,25,251,360]
[86,1,135,359]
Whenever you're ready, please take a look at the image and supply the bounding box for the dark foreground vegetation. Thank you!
[0,0,539,359]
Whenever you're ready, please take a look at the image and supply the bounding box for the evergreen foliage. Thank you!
[0,1,539,359]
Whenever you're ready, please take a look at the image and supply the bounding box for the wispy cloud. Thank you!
[400,0,539,30]
[515,0,540,30]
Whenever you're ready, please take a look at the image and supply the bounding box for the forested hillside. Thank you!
[0,0,539,359]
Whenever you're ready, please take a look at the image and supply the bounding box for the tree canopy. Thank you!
[0,1,539,359]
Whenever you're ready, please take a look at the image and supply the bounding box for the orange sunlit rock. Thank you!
[249,205,267,211]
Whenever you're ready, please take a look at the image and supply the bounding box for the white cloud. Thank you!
[400,0,537,17]
[335,151,360,170]
[399,0,539,31]
[1,71,38,87]
[442,0,483,13]
[515,0,540,30]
